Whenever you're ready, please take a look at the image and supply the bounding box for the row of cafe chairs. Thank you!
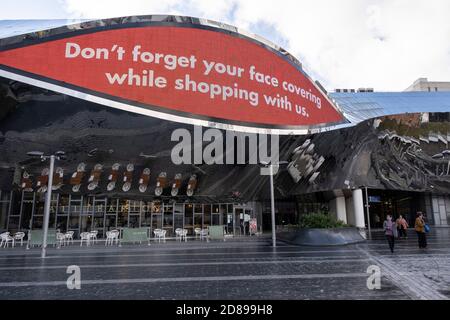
[153,228,205,242]
[194,227,209,241]
[153,228,167,243]
[56,230,74,247]
[1,227,211,248]
[79,230,98,246]
[0,232,26,248]
[53,230,116,247]
[175,228,208,242]
[105,229,120,246]
[175,228,188,242]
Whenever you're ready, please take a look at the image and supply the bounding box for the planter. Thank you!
[277,227,366,246]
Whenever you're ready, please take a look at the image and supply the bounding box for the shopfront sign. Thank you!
[0,18,347,134]
[120,227,150,245]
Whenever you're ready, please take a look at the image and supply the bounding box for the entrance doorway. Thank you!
[366,190,427,228]
[233,206,253,236]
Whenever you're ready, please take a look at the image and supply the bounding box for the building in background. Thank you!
[404,78,450,123]
[405,78,450,93]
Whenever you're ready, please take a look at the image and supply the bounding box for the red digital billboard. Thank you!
[0,22,347,133]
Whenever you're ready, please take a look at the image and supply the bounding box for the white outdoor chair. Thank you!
[56,232,65,248]
[105,231,111,246]
[175,228,182,241]
[200,229,209,241]
[64,231,74,245]
[0,232,14,248]
[159,230,167,243]
[80,232,91,246]
[194,227,202,239]
[13,232,25,247]
[180,229,188,242]
[153,229,166,243]
[153,229,162,242]
[105,230,119,246]
[89,230,98,244]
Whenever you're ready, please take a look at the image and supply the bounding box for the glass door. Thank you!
[105,198,118,233]
[224,204,233,234]
[141,201,152,228]
[92,197,106,237]
[232,206,254,236]
[243,209,253,236]
[184,203,193,235]
[68,195,82,238]
[56,195,69,232]
[211,204,221,226]
[174,204,184,231]
[80,196,93,233]
[151,201,163,234]
[128,200,141,228]
[163,203,174,237]
[234,207,244,236]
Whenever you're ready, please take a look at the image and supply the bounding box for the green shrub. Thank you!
[378,118,450,138]
[299,213,347,228]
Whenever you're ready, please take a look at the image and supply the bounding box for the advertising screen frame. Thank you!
[0,15,349,135]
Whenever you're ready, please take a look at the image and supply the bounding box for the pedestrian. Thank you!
[383,214,397,253]
[396,214,409,239]
[415,212,427,249]
[374,214,381,227]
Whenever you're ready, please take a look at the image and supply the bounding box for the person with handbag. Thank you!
[396,214,409,239]
[414,212,427,249]
[383,215,398,253]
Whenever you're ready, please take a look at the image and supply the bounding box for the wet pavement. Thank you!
[0,229,449,300]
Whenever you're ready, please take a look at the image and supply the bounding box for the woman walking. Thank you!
[396,214,409,239]
[415,212,427,249]
[383,215,397,253]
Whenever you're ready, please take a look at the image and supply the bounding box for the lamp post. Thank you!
[261,161,288,248]
[27,151,65,258]
[364,186,371,240]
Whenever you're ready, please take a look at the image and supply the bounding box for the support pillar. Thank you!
[346,197,355,226]
[352,189,365,228]
[329,196,347,224]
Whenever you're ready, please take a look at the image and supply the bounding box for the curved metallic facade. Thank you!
[0,17,449,234]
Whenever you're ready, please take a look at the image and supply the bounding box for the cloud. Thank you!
[61,0,450,91]
[61,0,181,18]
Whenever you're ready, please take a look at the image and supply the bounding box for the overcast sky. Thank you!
[1,0,449,92]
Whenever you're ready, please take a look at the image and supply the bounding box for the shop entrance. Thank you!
[366,190,426,228]
[233,206,254,236]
